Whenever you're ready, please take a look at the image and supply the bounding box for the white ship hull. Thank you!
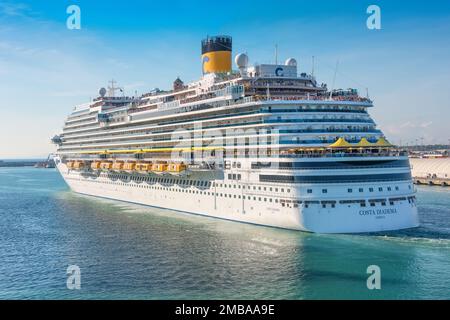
[57,162,419,234]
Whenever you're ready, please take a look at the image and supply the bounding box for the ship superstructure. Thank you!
[52,36,419,233]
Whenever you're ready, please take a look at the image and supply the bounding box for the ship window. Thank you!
[359,188,364,193]
[348,189,353,193]
[322,189,328,194]
[307,189,312,194]
[228,174,232,179]
[388,187,392,191]
[378,187,383,192]
[369,188,374,192]
[395,186,399,191]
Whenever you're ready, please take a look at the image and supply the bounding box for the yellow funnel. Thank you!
[201,36,232,74]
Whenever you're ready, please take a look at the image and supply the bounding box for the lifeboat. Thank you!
[73,161,85,170]
[151,163,168,173]
[66,161,74,169]
[112,161,124,171]
[100,162,113,170]
[167,163,187,173]
[91,161,101,170]
[135,162,152,172]
[123,162,136,171]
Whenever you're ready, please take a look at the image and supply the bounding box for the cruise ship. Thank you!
[51,36,419,233]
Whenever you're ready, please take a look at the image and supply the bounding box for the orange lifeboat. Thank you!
[112,161,124,171]
[123,162,136,171]
[66,161,74,169]
[151,163,168,172]
[100,162,113,170]
[167,163,186,173]
[135,162,152,172]
[91,161,101,170]
[73,161,85,170]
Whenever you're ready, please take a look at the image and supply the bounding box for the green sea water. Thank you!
[0,167,449,299]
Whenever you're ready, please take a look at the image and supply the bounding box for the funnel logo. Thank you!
[202,55,210,75]
[275,67,284,77]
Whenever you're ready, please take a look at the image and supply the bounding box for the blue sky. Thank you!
[1,0,449,158]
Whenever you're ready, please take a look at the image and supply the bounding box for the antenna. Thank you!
[329,60,339,100]
[311,56,315,77]
[107,79,124,97]
[275,44,278,65]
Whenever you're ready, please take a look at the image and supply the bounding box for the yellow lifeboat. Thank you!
[123,162,136,171]
[66,161,74,169]
[112,161,124,171]
[135,162,152,172]
[100,162,113,170]
[167,163,186,173]
[151,163,168,172]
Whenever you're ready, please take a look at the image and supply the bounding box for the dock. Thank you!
[410,158,450,187]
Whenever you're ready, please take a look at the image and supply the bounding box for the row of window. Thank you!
[318,186,407,194]
[251,160,409,170]
[260,173,412,184]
